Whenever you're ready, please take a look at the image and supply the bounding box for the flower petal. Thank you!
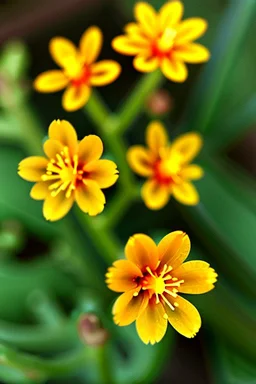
[90,60,121,86]
[48,120,78,155]
[158,231,190,269]
[125,233,159,271]
[33,70,69,93]
[106,260,143,293]
[161,58,188,82]
[175,18,208,45]
[171,132,203,163]
[136,299,167,344]
[127,145,153,177]
[112,36,147,56]
[79,26,103,64]
[133,55,159,73]
[75,179,106,216]
[78,135,103,163]
[165,296,201,338]
[159,1,184,30]
[134,2,158,38]
[62,85,91,111]
[141,179,170,210]
[49,37,78,68]
[174,43,210,63]
[174,261,217,294]
[30,182,50,200]
[43,191,74,221]
[172,181,199,205]
[180,164,204,180]
[85,159,119,188]
[43,139,64,159]
[113,290,148,326]
[146,121,168,155]
[18,157,48,182]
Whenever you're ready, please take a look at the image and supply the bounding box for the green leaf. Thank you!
[178,158,256,298]
[0,41,29,81]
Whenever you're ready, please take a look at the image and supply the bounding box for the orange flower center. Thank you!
[41,147,89,198]
[137,264,184,311]
[151,28,177,60]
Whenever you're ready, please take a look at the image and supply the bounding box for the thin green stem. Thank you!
[93,345,115,384]
[114,70,164,136]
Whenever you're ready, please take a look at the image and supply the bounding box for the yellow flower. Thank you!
[112,1,210,82]
[34,27,121,111]
[18,120,119,221]
[106,231,217,344]
[127,121,203,209]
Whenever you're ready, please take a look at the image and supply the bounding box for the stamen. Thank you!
[161,294,175,311]
[164,289,177,298]
[146,266,155,278]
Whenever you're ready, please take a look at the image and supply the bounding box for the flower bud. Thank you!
[78,313,108,347]
[146,89,174,116]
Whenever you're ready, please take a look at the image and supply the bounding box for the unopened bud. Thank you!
[146,89,174,116]
[78,313,108,347]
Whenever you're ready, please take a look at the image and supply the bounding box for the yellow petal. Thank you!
[127,146,153,177]
[141,179,170,210]
[146,121,168,155]
[43,191,74,221]
[180,164,204,180]
[43,139,63,159]
[158,231,191,269]
[133,55,159,73]
[18,157,48,182]
[112,36,147,56]
[165,296,201,338]
[106,260,143,293]
[85,159,119,188]
[175,18,208,45]
[33,70,69,93]
[161,57,188,82]
[134,2,158,38]
[90,61,121,86]
[171,132,203,163]
[48,120,78,155]
[79,26,103,64]
[172,181,199,205]
[124,23,149,45]
[174,43,210,63]
[49,37,78,68]
[75,179,105,216]
[159,1,184,30]
[174,261,217,294]
[113,290,148,326]
[62,85,91,111]
[125,233,159,272]
[30,182,50,200]
[136,300,167,344]
[78,135,103,163]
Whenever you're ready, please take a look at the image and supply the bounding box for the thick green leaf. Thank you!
[178,158,256,298]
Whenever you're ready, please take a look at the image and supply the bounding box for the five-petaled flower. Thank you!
[106,231,217,344]
[34,27,121,111]
[18,120,119,221]
[127,121,203,209]
[112,1,210,82]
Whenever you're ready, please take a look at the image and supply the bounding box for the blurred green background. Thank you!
[0,0,255,383]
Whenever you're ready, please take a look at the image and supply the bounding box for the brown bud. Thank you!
[78,314,109,347]
[146,89,174,116]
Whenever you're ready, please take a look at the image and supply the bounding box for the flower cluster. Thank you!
[128,121,203,209]
[106,231,217,344]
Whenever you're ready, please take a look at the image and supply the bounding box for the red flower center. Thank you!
[71,66,92,87]
[153,159,174,186]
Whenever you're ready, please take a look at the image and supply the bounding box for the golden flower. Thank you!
[18,120,119,221]
[112,1,210,82]
[106,231,217,344]
[34,27,121,111]
[127,121,203,209]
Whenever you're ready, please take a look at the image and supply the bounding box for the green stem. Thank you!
[93,345,115,384]
[114,70,164,135]
[0,344,87,379]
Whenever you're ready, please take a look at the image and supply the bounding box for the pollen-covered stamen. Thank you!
[41,147,88,198]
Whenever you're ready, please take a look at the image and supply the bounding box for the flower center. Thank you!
[63,56,92,87]
[71,66,92,87]
[152,28,177,59]
[41,147,89,198]
[140,264,184,311]
[153,153,182,186]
